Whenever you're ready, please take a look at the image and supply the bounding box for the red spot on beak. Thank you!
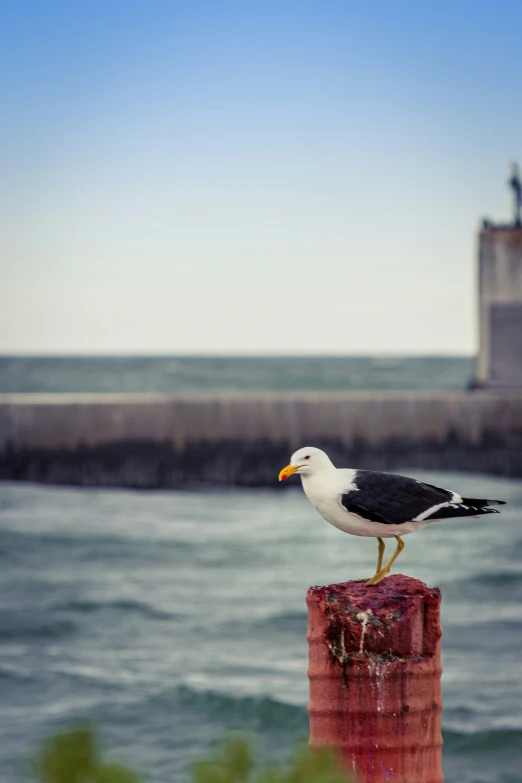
[281,474,288,481]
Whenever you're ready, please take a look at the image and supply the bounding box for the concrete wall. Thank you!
[477,226,522,386]
[1,391,522,487]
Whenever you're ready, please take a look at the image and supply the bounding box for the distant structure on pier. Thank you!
[476,164,522,388]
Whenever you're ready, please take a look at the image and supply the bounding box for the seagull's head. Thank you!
[278,446,333,481]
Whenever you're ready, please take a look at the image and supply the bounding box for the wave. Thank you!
[0,599,182,645]
[0,528,195,557]
[444,571,522,613]
[443,727,522,755]
[59,599,179,621]
[467,571,522,588]
[0,665,36,683]
[154,686,309,734]
[0,619,76,641]
[0,598,181,645]
[252,611,307,633]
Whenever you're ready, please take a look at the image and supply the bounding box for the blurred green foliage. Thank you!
[32,727,354,783]
[191,737,354,783]
[32,725,142,783]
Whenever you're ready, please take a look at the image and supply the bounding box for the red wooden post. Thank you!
[307,575,443,783]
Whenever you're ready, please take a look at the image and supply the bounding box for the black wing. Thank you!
[341,470,504,525]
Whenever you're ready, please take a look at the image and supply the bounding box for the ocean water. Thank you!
[0,355,474,393]
[1,472,521,783]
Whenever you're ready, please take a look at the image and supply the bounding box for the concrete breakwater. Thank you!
[1,391,522,487]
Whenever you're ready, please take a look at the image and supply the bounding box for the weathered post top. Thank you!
[307,574,443,783]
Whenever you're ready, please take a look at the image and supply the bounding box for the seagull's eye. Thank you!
[304,455,310,460]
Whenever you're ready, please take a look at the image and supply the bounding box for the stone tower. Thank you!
[476,165,522,388]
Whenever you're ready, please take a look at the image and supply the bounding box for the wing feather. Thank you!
[341,470,502,525]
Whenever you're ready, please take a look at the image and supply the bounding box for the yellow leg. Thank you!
[366,536,405,586]
[365,538,386,584]
[376,537,385,572]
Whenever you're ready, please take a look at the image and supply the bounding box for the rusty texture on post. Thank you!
[307,574,443,783]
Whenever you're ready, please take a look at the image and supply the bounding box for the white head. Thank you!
[278,446,335,481]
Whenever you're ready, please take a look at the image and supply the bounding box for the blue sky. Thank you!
[1,0,521,354]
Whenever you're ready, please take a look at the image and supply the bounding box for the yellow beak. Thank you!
[279,463,299,481]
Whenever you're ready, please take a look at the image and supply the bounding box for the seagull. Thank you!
[278,446,505,586]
